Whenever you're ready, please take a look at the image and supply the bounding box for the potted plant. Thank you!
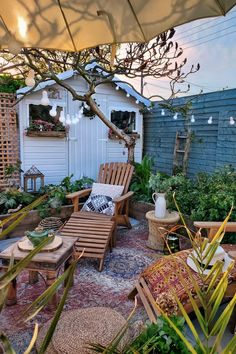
[149,172,171,218]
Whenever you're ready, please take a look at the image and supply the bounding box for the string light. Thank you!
[49,104,57,117]
[25,69,35,87]
[40,91,50,106]
[173,113,178,120]
[135,99,139,104]
[59,111,65,124]
[191,114,195,123]
[115,86,119,91]
[161,109,165,116]
[126,93,130,97]
[229,116,235,125]
[208,116,213,124]
[66,114,72,125]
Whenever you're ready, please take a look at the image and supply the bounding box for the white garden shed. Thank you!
[17,70,149,185]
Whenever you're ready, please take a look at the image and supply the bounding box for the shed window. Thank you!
[111,111,136,133]
[29,104,64,131]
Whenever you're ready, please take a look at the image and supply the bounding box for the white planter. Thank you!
[152,192,166,218]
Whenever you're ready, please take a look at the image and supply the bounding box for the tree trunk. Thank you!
[88,96,136,163]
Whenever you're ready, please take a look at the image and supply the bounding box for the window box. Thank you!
[26,131,66,138]
[108,132,140,140]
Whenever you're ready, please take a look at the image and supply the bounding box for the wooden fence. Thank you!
[0,93,19,190]
[143,88,236,177]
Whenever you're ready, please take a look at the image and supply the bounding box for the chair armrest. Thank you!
[66,188,92,200]
[66,188,92,212]
[113,191,134,204]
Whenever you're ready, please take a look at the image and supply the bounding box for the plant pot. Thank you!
[26,131,66,138]
[129,200,155,220]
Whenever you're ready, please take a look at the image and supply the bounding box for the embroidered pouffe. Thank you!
[36,307,130,353]
[146,210,180,251]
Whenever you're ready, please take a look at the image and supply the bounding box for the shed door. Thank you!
[68,99,107,180]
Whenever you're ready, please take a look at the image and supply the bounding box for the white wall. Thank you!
[19,87,69,185]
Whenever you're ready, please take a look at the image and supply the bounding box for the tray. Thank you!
[18,235,63,252]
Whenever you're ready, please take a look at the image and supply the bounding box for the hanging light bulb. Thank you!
[161,109,165,116]
[40,90,50,106]
[25,69,35,87]
[115,86,119,91]
[73,114,80,124]
[66,114,72,125]
[70,115,76,124]
[84,103,89,109]
[49,104,57,117]
[173,113,178,120]
[126,93,130,97]
[8,36,22,55]
[59,111,65,124]
[208,116,213,124]
[229,116,235,125]
[191,114,195,123]
[135,99,139,104]
[77,110,83,119]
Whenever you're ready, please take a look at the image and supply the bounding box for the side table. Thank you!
[146,210,180,251]
[0,236,77,306]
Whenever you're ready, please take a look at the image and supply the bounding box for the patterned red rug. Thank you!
[0,222,162,353]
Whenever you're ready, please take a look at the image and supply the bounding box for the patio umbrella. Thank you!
[0,0,236,53]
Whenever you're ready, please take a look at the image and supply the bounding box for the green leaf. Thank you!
[24,265,73,321]
[0,332,16,354]
[221,333,236,354]
[0,236,53,290]
[23,323,39,354]
[37,258,79,354]
[210,294,236,336]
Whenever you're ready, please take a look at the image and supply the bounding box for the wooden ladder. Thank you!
[173,132,191,174]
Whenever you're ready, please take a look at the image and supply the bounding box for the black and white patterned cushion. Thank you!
[81,194,115,216]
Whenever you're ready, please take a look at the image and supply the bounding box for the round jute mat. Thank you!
[36,307,130,353]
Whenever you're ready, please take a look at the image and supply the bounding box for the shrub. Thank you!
[130,156,153,202]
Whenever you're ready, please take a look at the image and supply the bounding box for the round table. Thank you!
[146,210,180,251]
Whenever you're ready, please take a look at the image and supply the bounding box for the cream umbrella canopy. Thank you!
[0,0,236,53]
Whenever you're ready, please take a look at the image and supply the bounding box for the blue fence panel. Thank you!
[143,88,236,177]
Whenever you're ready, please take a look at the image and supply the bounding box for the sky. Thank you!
[130,7,236,101]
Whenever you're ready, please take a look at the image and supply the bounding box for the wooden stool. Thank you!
[61,212,115,271]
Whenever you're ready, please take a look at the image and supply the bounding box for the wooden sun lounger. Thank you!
[61,212,115,271]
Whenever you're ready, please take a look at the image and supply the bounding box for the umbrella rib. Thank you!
[214,0,226,15]
[215,0,226,16]
[57,0,77,52]
[127,0,147,41]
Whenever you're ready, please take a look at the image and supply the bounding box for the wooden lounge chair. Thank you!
[65,162,134,229]
[60,162,134,271]
[128,247,236,323]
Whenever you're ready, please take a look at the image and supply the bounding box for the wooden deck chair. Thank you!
[60,162,134,271]
[66,162,134,229]
[128,247,236,323]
